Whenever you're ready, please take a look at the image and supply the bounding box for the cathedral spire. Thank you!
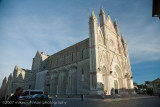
[90,9,98,21]
[99,7,106,26]
[100,7,105,15]
[121,34,126,44]
[121,34,128,57]
[89,8,98,46]
[114,19,120,35]
[91,8,95,17]
[14,65,18,70]
[89,9,98,23]
[37,50,41,55]
[114,19,118,25]
[3,77,7,81]
[9,73,13,78]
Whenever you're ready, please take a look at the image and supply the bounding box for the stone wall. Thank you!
[48,38,89,70]
[48,58,90,95]
[41,38,91,95]
[31,38,91,95]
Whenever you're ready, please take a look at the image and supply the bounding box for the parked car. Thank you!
[19,90,44,100]
[32,94,43,98]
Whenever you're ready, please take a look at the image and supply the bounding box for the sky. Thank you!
[0,0,160,86]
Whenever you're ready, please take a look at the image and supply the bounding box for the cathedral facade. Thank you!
[0,8,134,99]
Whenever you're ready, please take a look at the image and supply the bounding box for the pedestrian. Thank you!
[8,87,23,107]
[81,94,84,101]
[111,88,114,95]
[44,92,49,99]
[104,90,107,95]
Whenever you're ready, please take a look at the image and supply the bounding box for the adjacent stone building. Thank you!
[11,65,35,93]
[0,8,134,99]
[151,78,160,95]
[0,74,13,100]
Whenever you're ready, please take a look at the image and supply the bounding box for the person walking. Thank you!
[81,94,84,101]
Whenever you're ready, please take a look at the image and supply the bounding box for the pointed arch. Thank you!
[101,66,108,74]
[112,64,124,90]
[98,26,105,44]
[114,65,123,78]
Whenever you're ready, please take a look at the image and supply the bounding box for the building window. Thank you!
[56,58,58,65]
[81,69,84,81]
[29,85,31,89]
[71,52,73,61]
[63,55,65,64]
[81,48,84,59]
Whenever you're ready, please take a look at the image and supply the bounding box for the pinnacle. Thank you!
[114,18,118,25]
[9,73,13,78]
[121,33,124,38]
[4,77,7,81]
[14,65,18,70]
[100,7,105,14]
[114,18,117,22]
[121,34,126,43]
[91,8,95,17]
[37,50,41,54]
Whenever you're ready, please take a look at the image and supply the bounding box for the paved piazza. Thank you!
[51,96,160,107]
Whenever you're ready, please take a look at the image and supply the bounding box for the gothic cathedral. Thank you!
[0,8,134,99]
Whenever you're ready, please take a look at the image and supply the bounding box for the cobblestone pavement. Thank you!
[51,96,160,107]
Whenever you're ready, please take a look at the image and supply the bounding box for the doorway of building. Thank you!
[114,80,118,94]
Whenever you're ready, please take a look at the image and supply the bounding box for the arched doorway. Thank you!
[114,80,118,94]
[113,65,124,94]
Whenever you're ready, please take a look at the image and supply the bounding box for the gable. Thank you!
[99,50,107,65]
[105,15,116,33]
[109,52,122,70]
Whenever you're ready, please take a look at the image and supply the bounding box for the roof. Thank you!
[152,78,160,83]
[50,38,89,57]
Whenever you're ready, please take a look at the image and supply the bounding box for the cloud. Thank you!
[116,3,160,64]
[0,1,88,86]
[0,0,159,86]
[125,22,160,64]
